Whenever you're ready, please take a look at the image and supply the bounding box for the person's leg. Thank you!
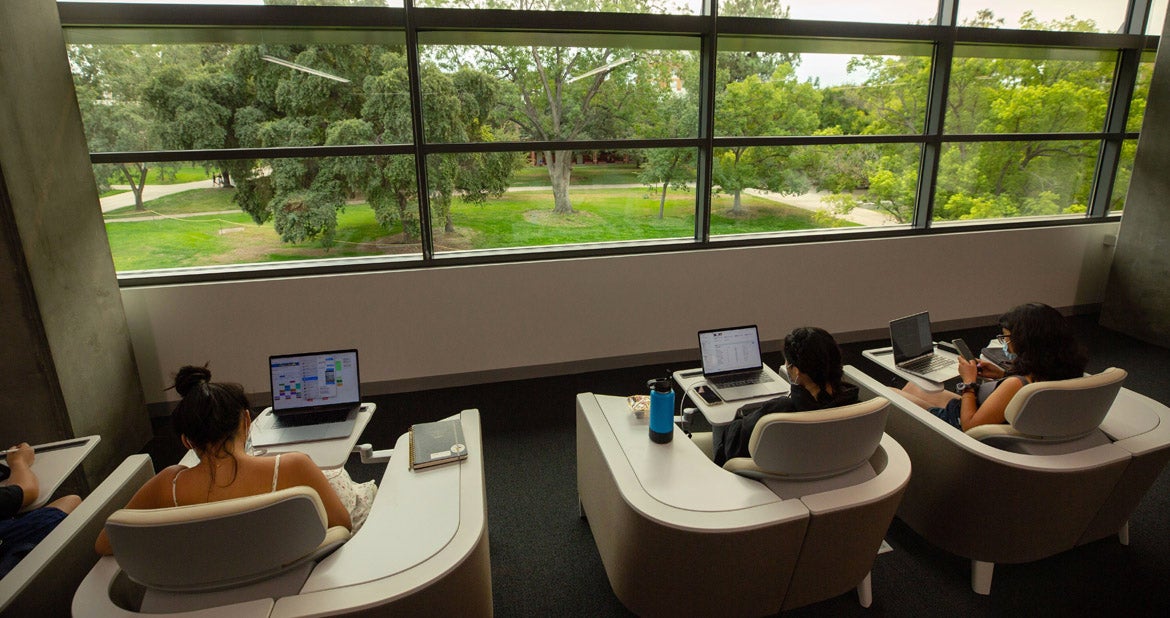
[901,382,958,409]
[47,494,81,514]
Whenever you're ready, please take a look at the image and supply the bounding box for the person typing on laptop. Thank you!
[96,365,353,555]
[706,327,859,466]
[899,303,1088,431]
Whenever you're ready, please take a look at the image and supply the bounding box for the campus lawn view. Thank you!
[104,166,846,270]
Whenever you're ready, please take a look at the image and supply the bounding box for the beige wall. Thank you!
[123,222,1119,406]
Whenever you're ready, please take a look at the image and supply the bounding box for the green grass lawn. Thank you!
[104,165,211,187]
[104,187,239,217]
[509,163,641,187]
[105,183,852,270]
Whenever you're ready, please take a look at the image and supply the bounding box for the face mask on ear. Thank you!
[1001,340,1017,361]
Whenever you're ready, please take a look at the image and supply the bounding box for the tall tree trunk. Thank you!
[658,182,668,219]
[546,149,574,214]
[120,163,148,211]
[732,189,743,214]
[445,213,455,234]
[220,168,233,188]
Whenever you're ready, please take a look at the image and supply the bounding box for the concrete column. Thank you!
[1100,9,1170,347]
[0,0,151,483]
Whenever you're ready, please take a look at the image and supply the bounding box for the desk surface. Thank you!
[272,410,489,617]
[862,344,962,393]
[3,436,100,512]
[585,393,790,516]
[673,367,790,425]
[179,403,377,470]
[250,403,375,469]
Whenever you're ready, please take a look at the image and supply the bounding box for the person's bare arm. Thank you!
[279,453,352,531]
[94,467,176,555]
[3,443,39,508]
[961,376,1026,431]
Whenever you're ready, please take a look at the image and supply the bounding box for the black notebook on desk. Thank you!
[409,418,468,470]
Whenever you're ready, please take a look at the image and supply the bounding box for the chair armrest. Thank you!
[964,424,1022,441]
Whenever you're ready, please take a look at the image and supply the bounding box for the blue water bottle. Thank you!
[648,376,675,444]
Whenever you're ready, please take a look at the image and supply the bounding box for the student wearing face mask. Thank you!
[700,327,859,467]
[899,302,1088,431]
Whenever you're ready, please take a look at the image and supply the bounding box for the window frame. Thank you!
[58,1,1157,286]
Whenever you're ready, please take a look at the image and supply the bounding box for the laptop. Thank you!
[889,312,959,383]
[250,349,362,447]
[698,325,787,402]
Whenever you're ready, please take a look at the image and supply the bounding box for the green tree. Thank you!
[712,65,821,213]
[71,44,163,211]
[142,45,249,187]
[469,0,668,214]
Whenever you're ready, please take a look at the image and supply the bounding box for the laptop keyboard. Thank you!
[901,354,955,373]
[712,373,774,388]
[274,408,351,427]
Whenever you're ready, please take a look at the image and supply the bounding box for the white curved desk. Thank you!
[271,409,491,617]
[577,393,808,617]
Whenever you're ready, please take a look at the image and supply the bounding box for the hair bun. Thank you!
[173,365,212,397]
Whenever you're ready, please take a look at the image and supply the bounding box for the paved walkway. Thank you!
[101,178,218,213]
[101,179,897,227]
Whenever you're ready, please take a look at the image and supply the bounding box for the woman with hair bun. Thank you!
[95,365,352,555]
[708,327,859,466]
[900,302,1088,431]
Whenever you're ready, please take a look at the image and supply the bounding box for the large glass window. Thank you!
[947,45,1115,135]
[957,1,1130,33]
[721,1,937,24]
[100,154,422,271]
[57,1,1153,279]
[933,140,1098,223]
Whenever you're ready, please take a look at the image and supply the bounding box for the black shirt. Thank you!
[0,485,23,519]
[711,382,861,466]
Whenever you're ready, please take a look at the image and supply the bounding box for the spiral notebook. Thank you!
[409,418,468,470]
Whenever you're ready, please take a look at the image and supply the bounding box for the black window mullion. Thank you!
[404,0,434,261]
[914,32,955,229]
[1089,47,1142,217]
[694,1,719,243]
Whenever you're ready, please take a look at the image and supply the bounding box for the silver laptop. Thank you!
[698,325,786,402]
[250,349,361,447]
[889,312,958,383]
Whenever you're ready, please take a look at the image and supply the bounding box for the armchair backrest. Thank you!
[967,368,1126,454]
[745,397,890,479]
[1004,367,1126,439]
[105,486,350,593]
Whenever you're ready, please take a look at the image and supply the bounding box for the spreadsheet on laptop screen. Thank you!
[700,327,763,374]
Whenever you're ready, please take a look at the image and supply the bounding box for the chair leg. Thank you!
[856,572,873,608]
[971,560,994,595]
[1119,520,1130,545]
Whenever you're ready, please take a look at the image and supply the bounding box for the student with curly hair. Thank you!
[900,302,1088,431]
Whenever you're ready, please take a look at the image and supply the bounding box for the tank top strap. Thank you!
[171,466,188,507]
[271,453,282,492]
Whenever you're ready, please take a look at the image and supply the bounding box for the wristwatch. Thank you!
[955,381,978,395]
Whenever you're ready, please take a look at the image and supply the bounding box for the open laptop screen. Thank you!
[699,326,764,376]
[269,349,360,414]
[890,313,933,363]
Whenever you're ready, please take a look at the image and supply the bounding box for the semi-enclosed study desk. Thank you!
[77,410,491,617]
[577,392,809,617]
[672,367,790,425]
[249,403,376,470]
